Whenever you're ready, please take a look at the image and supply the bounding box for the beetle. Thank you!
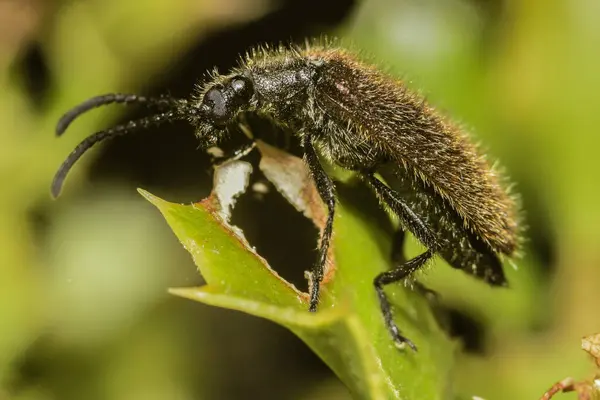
[52,41,521,350]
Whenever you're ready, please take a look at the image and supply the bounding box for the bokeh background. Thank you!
[1,0,599,399]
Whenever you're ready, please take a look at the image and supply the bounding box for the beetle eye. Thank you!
[204,88,227,117]
[201,77,253,128]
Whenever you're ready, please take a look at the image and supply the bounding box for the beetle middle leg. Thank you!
[302,133,336,312]
[364,174,443,350]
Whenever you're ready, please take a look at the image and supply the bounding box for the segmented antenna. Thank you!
[51,111,178,198]
[56,94,179,136]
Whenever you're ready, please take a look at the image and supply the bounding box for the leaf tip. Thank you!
[137,187,156,201]
[138,188,171,210]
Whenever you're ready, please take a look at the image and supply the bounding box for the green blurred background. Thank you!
[1,0,599,398]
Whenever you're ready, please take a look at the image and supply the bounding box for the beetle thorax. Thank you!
[248,59,315,122]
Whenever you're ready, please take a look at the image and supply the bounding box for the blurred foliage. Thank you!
[1,0,600,399]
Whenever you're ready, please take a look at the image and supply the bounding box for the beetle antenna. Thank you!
[51,110,181,198]
[56,94,183,136]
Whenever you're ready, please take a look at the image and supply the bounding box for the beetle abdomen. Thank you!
[380,164,507,285]
[304,45,520,256]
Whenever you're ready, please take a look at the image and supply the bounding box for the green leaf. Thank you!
[140,159,456,400]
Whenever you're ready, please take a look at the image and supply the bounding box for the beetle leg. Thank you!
[391,229,440,302]
[364,173,444,351]
[365,174,439,250]
[302,133,336,312]
[374,250,434,350]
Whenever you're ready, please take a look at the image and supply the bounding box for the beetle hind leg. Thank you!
[364,173,443,351]
[374,250,434,351]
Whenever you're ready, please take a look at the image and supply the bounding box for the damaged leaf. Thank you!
[140,144,455,400]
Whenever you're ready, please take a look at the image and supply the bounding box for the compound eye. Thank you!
[203,87,228,125]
